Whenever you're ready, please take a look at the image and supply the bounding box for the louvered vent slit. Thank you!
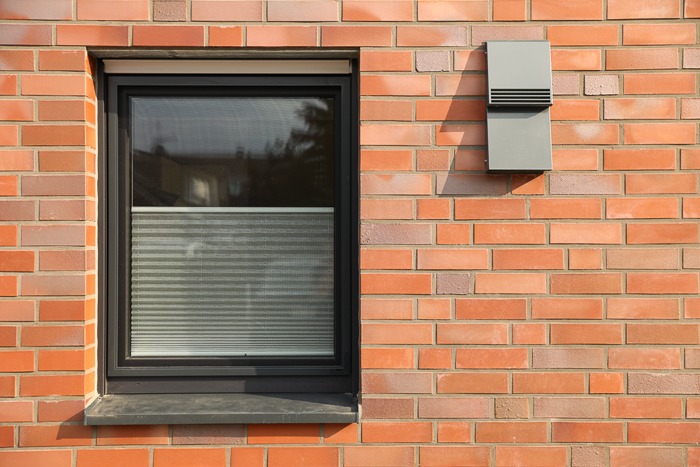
[489,89,552,106]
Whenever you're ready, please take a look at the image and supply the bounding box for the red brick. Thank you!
[0,51,33,71]
[268,0,338,21]
[57,25,129,46]
[532,348,605,369]
[624,73,696,94]
[77,449,150,467]
[361,124,431,145]
[608,0,681,18]
[22,274,88,296]
[153,0,187,21]
[208,26,243,47]
[362,373,432,394]
[456,348,528,369]
[417,0,489,21]
[437,323,508,344]
[39,101,90,122]
[532,0,603,19]
[530,198,602,219]
[551,49,602,71]
[607,248,679,269]
[607,198,679,219]
[550,223,622,244]
[22,125,86,146]
[628,373,699,395]
[534,397,605,419]
[22,225,88,247]
[362,422,431,443]
[20,425,92,447]
[0,24,52,45]
[610,447,684,467]
[608,48,679,70]
[0,200,34,220]
[343,1,413,21]
[627,324,699,344]
[604,148,676,170]
[624,23,695,45]
[548,25,618,46]
[361,398,415,419]
[609,348,681,369]
[416,100,486,122]
[476,421,547,443]
[38,399,85,422]
[438,372,509,394]
[323,26,392,47]
[551,323,623,344]
[247,26,317,47]
[627,223,698,244]
[361,223,431,245]
[552,422,624,443]
[416,150,451,171]
[628,422,700,444]
[133,26,204,47]
[551,273,622,295]
[192,1,262,21]
[513,373,586,394]
[360,51,413,72]
[97,425,169,445]
[345,446,414,467]
[532,298,603,319]
[608,297,679,319]
[21,325,84,347]
[419,447,490,467]
[397,26,468,47]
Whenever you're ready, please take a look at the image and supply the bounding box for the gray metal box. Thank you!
[486,41,553,172]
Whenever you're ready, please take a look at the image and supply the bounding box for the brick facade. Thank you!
[1,0,700,465]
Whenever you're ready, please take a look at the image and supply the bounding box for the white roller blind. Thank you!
[129,209,335,358]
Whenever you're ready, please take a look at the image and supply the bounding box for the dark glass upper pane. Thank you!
[130,96,334,207]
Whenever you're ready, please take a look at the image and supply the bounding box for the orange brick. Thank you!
[363,323,432,345]
[532,0,603,19]
[492,249,564,270]
[322,26,392,47]
[360,199,412,220]
[77,449,150,467]
[362,174,431,195]
[362,348,414,370]
[608,297,679,320]
[605,97,676,120]
[57,25,129,46]
[416,100,486,122]
[362,422,432,443]
[417,249,488,270]
[420,447,490,467]
[548,25,618,46]
[20,425,92,447]
[0,351,34,372]
[397,26,468,47]
[345,446,414,467]
[551,49,602,71]
[77,0,148,20]
[493,0,527,21]
[551,323,623,344]
[436,224,470,245]
[530,198,602,219]
[132,26,204,47]
[628,324,699,344]
[475,273,546,294]
[609,348,681,369]
[0,24,52,45]
[532,298,603,319]
[416,199,450,220]
[360,51,413,72]
[361,100,413,122]
[476,422,547,443]
[627,173,697,194]
[361,299,412,321]
[247,26,317,47]
[456,298,527,320]
[607,248,679,269]
[496,447,567,467]
[361,124,431,145]
[551,99,600,121]
[551,123,618,145]
[361,249,412,270]
[473,224,545,244]
[436,75,487,96]
[418,348,452,369]
[628,422,700,444]
[590,373,623,394]
[0,451,72,467]
[550,223,622,244]
[471,25,544,47]
[38,399,85,422]
[454,199,525,220]
[569,248,602,270]
[608,48,679,70]
[610,447,684,467]
[608,0,680,19]
[208,26,243,47]
[323,424,358,444]
[153,448,226,467]
[417,0,489,21]
[627,223,698,244]
[604,148,676,170]
[624,23,695,45]
[624,73,696,94]
[361,75,431,97]
[360,150,412,171]
[0,275,17,296]
[437,422,471,443]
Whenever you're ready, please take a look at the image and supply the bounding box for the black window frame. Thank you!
[98,65,359,397]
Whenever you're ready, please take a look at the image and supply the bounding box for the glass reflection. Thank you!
[130,97,334,208]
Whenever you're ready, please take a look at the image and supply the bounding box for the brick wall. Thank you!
[1,0,699,466]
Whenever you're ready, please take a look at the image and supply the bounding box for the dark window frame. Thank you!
[98,65,359,396]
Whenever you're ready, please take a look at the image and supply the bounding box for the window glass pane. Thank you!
[131,96,334,208]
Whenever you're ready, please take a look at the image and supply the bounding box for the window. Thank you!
[90,60,358,423]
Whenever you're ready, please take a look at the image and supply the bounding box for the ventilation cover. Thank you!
[486,41,553,172]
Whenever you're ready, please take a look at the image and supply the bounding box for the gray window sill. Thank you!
[85,393,358,425]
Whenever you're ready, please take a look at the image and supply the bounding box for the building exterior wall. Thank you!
[1,0,700,465]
